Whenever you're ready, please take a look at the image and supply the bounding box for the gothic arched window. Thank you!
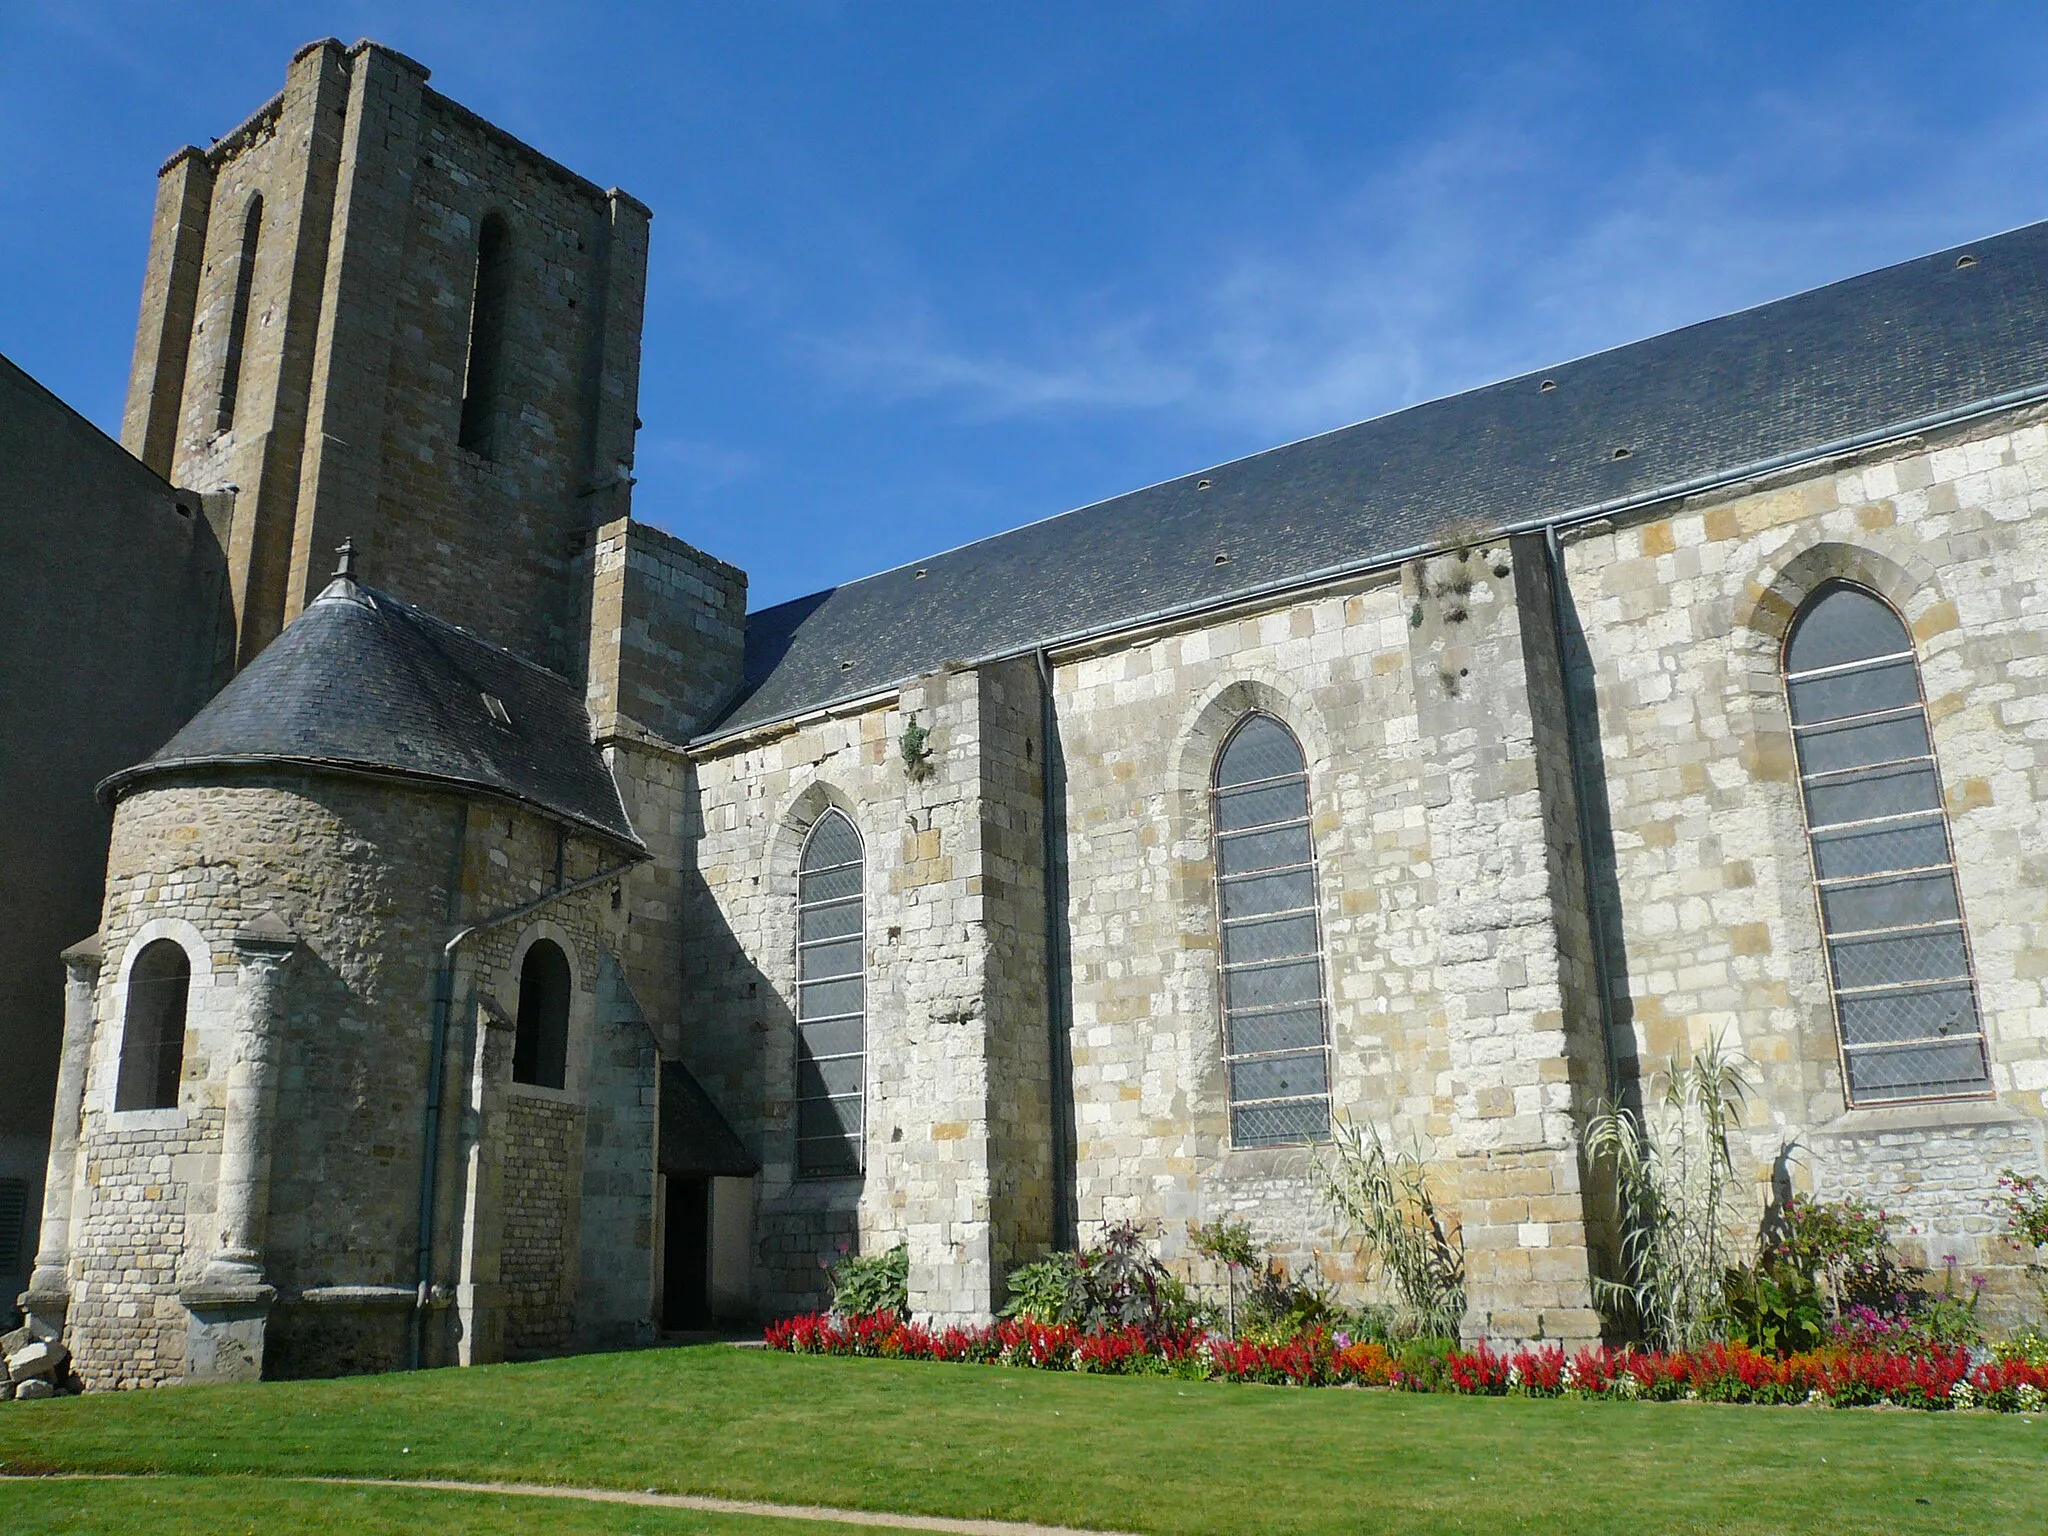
[216,194,263,431]
[796,809,865,1176]
[1785,582,1990,1103]
[512,938,572,1090]
[1212,713,1331,1146]
[458,211,512,456]
[116,939,191,1112]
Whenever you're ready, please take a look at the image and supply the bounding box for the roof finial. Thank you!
[335,537,357,580]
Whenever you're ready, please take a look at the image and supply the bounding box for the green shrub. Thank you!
[830,1243,909,1317]
[1001,1253,1083,1324]
[1394,1335,1457,1390]
[1002,1224,1210,1338]
[1996,1327,2048,1366]
[1720,1260,1825,1356]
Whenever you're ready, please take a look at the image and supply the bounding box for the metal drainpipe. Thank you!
[409,831,644,1370]
[1542,525,1625,1100]
[1035,647,1077,1251]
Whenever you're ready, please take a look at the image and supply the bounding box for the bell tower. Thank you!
[121,38,649,671]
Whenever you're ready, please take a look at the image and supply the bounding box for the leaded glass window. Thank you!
[796,809,866,1175]
[1212,713,1331,1146]
[1785,583,1990,1104]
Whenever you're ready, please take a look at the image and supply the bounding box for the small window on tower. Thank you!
[459,211,513,458]
[216,194,263,432]
[512,938,572,1090]
[116,939,192,1112]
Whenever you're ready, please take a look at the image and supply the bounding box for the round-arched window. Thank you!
[512,938,572,1090]
[116,939,191,1112]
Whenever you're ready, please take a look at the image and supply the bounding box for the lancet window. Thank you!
[1785,582,1990,1103]
[796,809,866,1175]
[1212,713,1332,1146]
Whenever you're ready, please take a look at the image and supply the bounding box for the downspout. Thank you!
[1542,525,1624,1099]
[1035,647,1077,1251]
[409,836,644,1369]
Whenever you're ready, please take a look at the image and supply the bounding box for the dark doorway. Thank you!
[662,1176,710,1329]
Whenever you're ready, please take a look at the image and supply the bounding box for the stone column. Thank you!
[206,912,297,1285]
[19,934,103,1332]
[183,911,295,1383]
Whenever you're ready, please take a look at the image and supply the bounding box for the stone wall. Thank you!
[1559,407,2048,1322]
[0,352,232,1323]
[501,1093,579,1355]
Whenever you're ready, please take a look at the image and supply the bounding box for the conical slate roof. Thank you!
[101,572,642,850]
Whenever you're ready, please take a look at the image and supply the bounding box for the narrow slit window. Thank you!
[116,939,191,1112]
[1212,713,1331,1146]
[216,195,263,432]
[512,938,572,1090]
[796,809,865,1176]
[1785,582,1990,1104]
[459,211,512,456]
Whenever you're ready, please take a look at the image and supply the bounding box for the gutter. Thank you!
[691,380,2048,753]
[409,847,645,1369]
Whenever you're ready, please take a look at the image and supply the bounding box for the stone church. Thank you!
[5,39,2046,1388]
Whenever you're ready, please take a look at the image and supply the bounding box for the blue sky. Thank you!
[6,3,2048,609]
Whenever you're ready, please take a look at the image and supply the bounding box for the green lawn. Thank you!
[0,1476,923,1535]
[2,1344,2045,1535]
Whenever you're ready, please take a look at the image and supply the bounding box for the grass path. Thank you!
[2,1344,2046,1534]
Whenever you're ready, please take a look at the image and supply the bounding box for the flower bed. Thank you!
[764,1312,2048,1411]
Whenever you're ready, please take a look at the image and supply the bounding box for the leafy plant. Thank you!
[1998,1168,2048,1312]
[1188,1218,1262,1335]
[1239,1260,1346,1345]
[829,1243,909,1318]
[1312,1117,1466,1339]
[899,714,934,782]
[1003,1224,1205,1338]
[1072,1221,1201,1338]
[1001,1253,1082,1325]
[1583,1038,1753,1350]
[1759,1193,1901,1319]
[1720,1260,1825,1356]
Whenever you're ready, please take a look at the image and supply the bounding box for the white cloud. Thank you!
[797,45,2048,448]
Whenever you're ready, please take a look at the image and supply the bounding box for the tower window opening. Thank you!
[216,195,263,432]
[459,212,513,457]
[116,939,191,1112]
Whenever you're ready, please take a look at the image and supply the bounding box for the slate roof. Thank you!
[660,1060,759,1178]
[101,573,642,849]
[712,220,2048,740]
